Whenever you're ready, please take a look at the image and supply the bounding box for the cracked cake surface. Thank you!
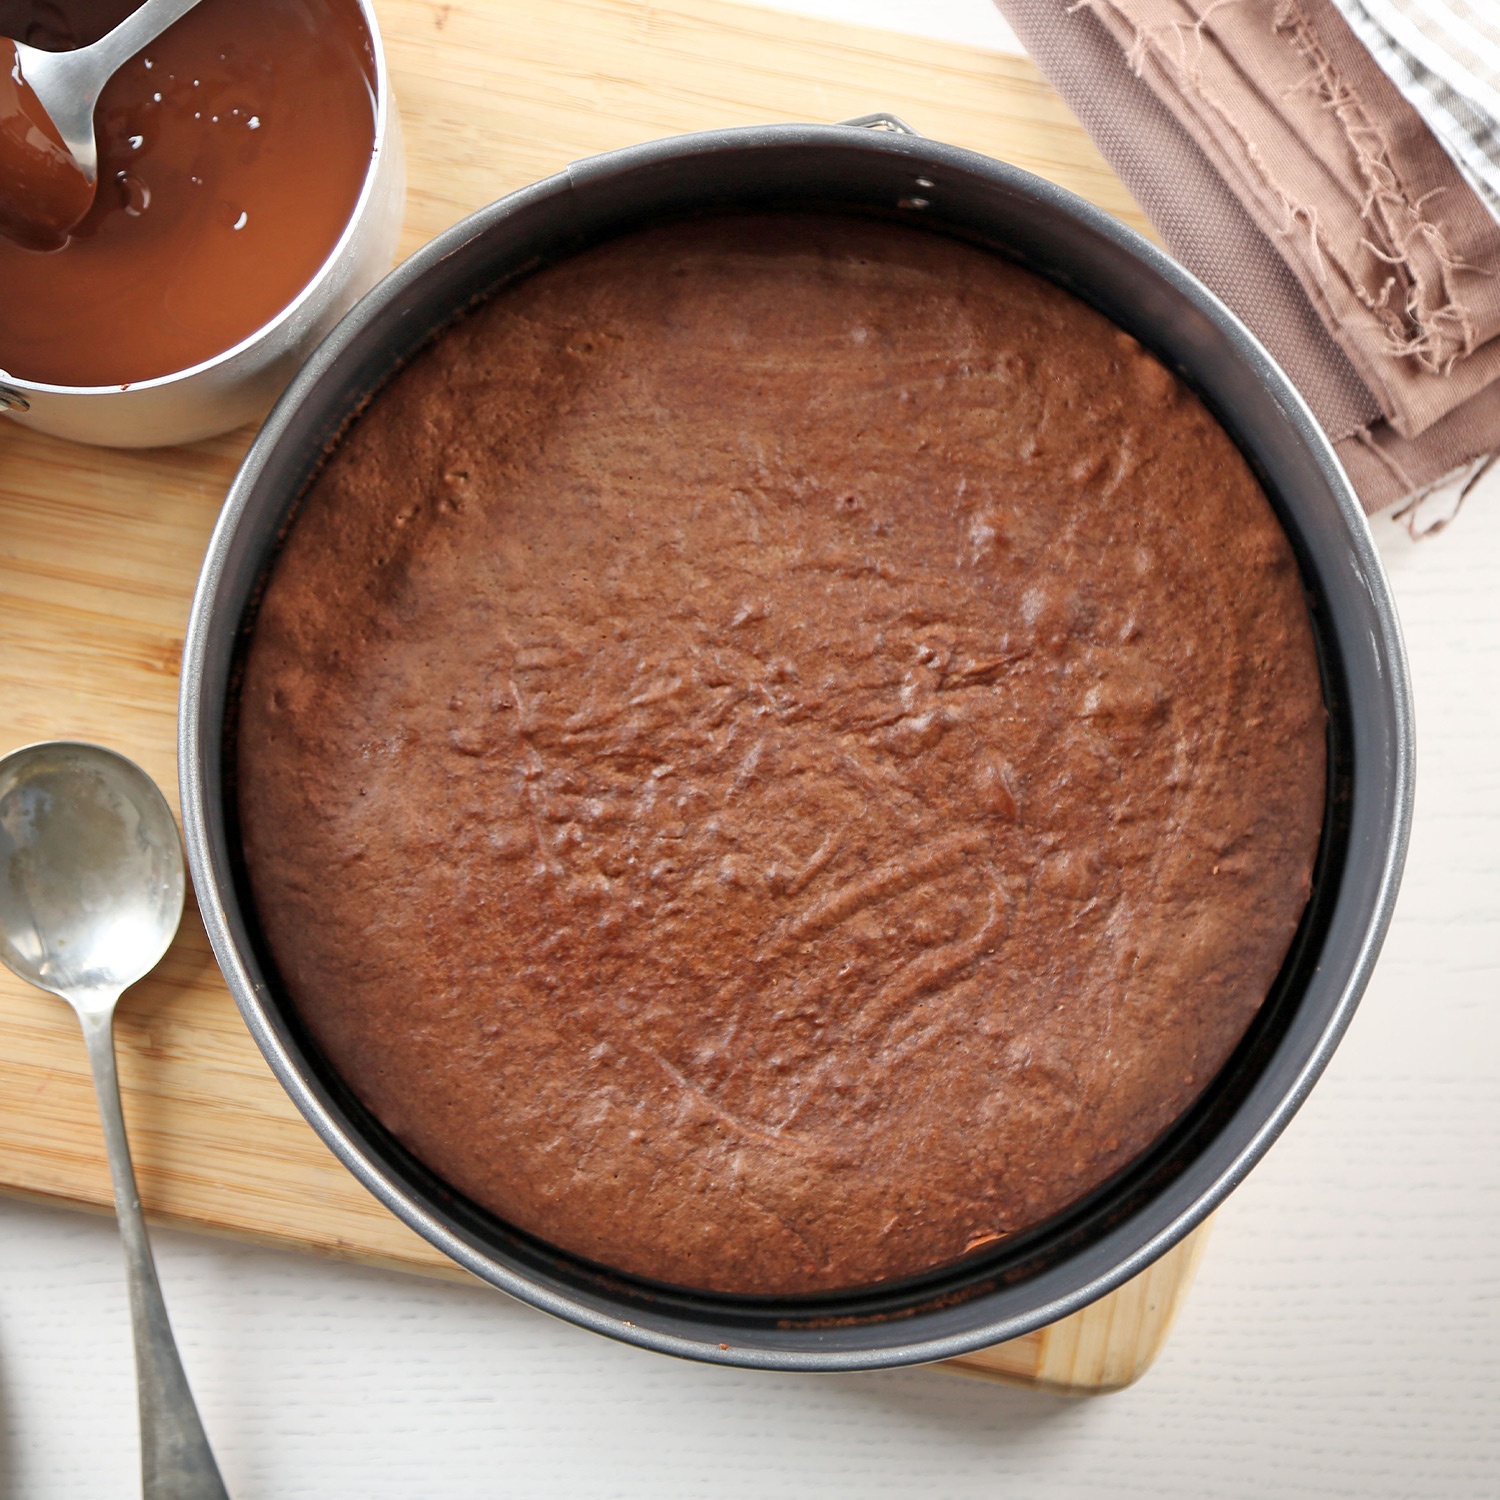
[236,212,1327,1294]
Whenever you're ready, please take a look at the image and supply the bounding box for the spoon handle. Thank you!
[91,0,206,79]
[15,0,205,179]
[79,1007,231,1500]
[44,0,205,99]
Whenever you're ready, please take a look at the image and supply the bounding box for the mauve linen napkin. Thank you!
[1330,0,1500,219]
[995,0,1500,513]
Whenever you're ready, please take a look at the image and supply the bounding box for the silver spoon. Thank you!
[10,0,206,187]
[0,741,228,1500]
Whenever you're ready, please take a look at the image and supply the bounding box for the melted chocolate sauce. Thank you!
[0,0,376,389]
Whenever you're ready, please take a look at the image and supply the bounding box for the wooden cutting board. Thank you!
[0,0,1204,1394]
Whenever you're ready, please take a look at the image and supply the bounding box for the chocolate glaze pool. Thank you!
[0,0,375,387]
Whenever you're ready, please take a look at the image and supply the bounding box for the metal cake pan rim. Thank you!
[179,121,1413,1371]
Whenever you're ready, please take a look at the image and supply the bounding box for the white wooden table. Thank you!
[4,3,1499,1495]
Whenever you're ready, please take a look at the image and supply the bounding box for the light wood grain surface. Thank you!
[944,1223,1210,1392]
[0,0,1192,1405]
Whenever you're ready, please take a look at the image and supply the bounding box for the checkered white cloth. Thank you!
[1329,0,1500,219]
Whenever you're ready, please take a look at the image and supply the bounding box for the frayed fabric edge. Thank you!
[1389,449,1499,536]
[1077,0,1485,377]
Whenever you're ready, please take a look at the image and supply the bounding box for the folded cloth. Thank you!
[1082,0,1500,437]
[996,0,1500,511]
[1329,0,1500,220]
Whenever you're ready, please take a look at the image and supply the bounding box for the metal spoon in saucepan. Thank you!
[0,741,228,1500]
[0,0,205,247]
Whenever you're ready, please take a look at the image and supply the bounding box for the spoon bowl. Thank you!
[0,41,94,249]
[0,740,184,1005]
[0,0,205,246]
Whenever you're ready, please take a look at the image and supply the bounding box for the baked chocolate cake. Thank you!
[236,213,1326,1295]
